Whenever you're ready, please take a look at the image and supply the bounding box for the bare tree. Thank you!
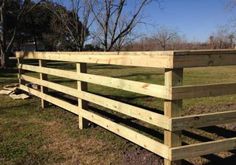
[208,35,215,49]
[154,26,179,50]
[0,0,42,68]
[90,0,153,51]
[208,26,235,49]
[45,0,94,51]
[225,0,236,10]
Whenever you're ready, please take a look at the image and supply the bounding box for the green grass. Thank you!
[1,65,236,165]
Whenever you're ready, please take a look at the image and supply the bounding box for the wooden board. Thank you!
[77,63,89,129]
[174,50,236,68]
[16,51,173,68]
[171,110,236,131]
[19,84,79,115]
[164,68,183,165]
[172,82,236,99]
[39,60,48,108]
[16,50,236,68]
[19,64,170,99]
[20,74,171,130]
[171,137,236,160]
[81,108,170,159]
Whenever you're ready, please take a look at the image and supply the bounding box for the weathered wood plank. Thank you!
[171,137,236,161]
[172,82,236,99]
[21,74,171,130]
[171,110,236,131]
[15,51,173,68]
[19,64,170,99]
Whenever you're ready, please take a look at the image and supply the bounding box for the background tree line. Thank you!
[0,0,153,68]
[1,0,236,68]
[124,25,236,51]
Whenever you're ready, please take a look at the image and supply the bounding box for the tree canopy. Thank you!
[0,0,91,68]
[3,0,89,51]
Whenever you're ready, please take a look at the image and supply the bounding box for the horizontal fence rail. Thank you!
[172,82,236,99]
[16,50,236,165]
[16,51,174,68]
[171,110,236,131]
[173,50,236,68]
[16,50,236,68]
[20,75,171,130]
[19,64,171,99]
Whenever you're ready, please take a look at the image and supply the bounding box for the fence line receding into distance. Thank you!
[16,50,236,165]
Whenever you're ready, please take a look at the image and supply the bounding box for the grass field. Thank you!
[1,64,236,165]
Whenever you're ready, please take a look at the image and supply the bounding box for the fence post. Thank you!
[164,68,183,165]
[39,59,48,108]
[76,63,90,129]
[17,58,22,85]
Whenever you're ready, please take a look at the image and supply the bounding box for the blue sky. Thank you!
[63,0,236,42]
[140,0,236,41]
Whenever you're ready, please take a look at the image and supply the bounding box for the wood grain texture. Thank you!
[172,82,236,99]
[19,64,170,99]
[171,137,236,160]
[173,50,236,68]
[16,51,173,68]
[81,108,170,160]
[77,63,89,129]
[20,74,171,130]
[164,68,183,165]
[19,84,78,114]
[16,50,236,68]
[171,110,236,131]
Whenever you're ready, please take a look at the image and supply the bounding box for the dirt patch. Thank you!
[184,103,236,115]
[122,147,163,165]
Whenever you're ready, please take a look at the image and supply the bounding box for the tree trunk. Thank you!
[0,49,5,69]
[0,0,7,69]
[30,14,38,51]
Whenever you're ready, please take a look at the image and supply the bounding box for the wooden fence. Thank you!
[16,50,236,165]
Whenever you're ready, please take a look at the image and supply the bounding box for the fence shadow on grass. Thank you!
[181,126,236,165]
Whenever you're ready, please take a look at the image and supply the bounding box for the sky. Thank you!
[63,0,236,42]
[141,0,236,41]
